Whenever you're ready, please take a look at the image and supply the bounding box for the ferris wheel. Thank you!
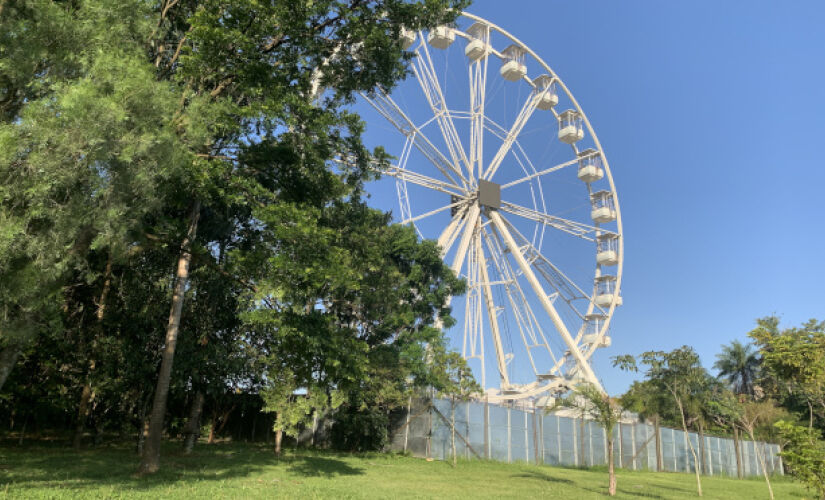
[360,12,623,403]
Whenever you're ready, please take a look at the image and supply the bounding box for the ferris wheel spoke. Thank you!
[483,224,564,370]
[498,214,604,316]
[500,157,581,189]
[362,90,468,187]
[468,25,490,183]
[475,233,511,386]
[450,204,480,275]
[436,205,468,257]
[412,43,472,180]
[483,91,542,182]
[481,227,551,378]
[488,210,601,389]
[383,165,464,198]
[500,201,616,242]
[401,199,466,226]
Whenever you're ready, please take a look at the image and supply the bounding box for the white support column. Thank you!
[437,206,467,257]
[476,236,509,387]
[488,210,602,389]
[451,204,480,275]
[434,204,479,331]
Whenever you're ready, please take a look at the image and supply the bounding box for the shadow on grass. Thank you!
[0,441,280,493]
[285,456,365,478]
[510,470,574,485]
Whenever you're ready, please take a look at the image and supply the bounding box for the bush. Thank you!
[329,405,390,452]
[774,421,825,499]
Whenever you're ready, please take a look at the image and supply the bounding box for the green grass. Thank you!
[0,441,810,499]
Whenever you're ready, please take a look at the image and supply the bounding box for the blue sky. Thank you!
[355,0,825,395]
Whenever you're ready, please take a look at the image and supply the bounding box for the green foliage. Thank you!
[262,369,343,440]
[774,421,825,499]
[553,383,622,437]
[749,316,825,428]
[614,347,714,429]
[1,0,470,451]
[713,340,761,396]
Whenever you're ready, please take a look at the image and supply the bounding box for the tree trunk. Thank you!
[93,416,105,446]
[451,399,457,467]
[138,201,201,475]
[698,420,706,475]
[733,426,743,479]
[138,415,150,456]
[136,396,149,455]
[274,429,283,456]
[74,257,112,450]
[674,395,702,496]
[208,413,217,444]
[17,415,26,446]
[214,404,235,437]
[747,428,774,500]
[73,384,93,450]
[654,417,663,472]
[607,436,617,496]
[0,343,22,392]
[183,391,205,454]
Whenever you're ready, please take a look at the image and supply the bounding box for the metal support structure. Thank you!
[489,210,602,390]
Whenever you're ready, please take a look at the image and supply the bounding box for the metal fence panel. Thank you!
[510,408,529,463]
[542,414,560,466]
[389,398,781,478]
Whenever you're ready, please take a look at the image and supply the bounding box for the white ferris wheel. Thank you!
[360,12,623,403]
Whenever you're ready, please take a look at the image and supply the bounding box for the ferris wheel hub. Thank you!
[477,179,501,210]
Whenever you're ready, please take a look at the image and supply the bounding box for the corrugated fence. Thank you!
[390,398,782,477]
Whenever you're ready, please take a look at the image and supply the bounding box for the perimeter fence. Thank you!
[389,398,782,478]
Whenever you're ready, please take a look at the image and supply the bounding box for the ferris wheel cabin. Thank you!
[500,44,527,81]
[533,75,558,110]
[558,109,584,144]
[596,233,620,266]
[577,149,604,183]
[464,22,489,61]
[594,275,621,308]
[590,190,617,223]
[399,28,416,50]
[427,26,455,49]
[582,313,612,347]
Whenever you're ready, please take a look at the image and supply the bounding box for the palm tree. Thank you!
[714,340,760,396]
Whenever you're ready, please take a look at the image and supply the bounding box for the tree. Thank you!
[749,317,825,430]
[774,421,825,500]
[553,383,624,496]
[436,352,481,467]
[0,1,184,393]
[2,1,470,473]
[251,201,467,454]
[736,399,786,500]
[713,340,761,396]
[615,347,710,497]
[705,386,745,478]
[620,379,667,471]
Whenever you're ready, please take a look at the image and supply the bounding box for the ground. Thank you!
[0,441,809,499]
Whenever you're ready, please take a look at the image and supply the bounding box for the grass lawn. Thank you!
[0,441,809,499]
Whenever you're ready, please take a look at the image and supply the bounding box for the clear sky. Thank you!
[355,0,825,395]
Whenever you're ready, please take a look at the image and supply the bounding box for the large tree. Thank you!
[2,0,469,474]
